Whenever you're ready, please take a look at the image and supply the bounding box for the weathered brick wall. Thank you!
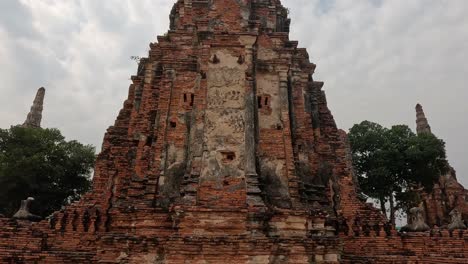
[341,229,468,263]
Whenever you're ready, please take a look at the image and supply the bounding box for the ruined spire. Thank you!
[415,103,431,135]
[22,87,45,128]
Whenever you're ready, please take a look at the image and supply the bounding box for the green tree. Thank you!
[406,133,449,191]
[348,121,448,224]
[0,126,95,217]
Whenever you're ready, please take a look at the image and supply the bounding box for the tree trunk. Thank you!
[379,196,387,219]
[389,194,396,225]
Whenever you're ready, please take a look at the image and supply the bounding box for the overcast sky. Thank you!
[1,0,467,186]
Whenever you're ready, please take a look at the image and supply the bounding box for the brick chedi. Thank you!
[1,1,341,262]
[0,1,467,263]
[415,104,468,227]
[22,87,45,128]
[415,103,431,134]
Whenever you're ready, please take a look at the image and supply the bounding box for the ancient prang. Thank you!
[22,87,45,128]
[415,103,431,134]
[416,104,468,227]
[0,1,467,263]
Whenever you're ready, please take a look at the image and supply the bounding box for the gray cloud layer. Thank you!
[1,0,467,186]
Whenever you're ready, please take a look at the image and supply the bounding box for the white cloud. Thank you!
[286,0,468,186]
[1,0,467,186]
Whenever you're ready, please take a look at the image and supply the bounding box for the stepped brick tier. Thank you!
[416,104,468,227]
[1,1,467,263]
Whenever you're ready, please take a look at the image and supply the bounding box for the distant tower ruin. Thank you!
[415,103,431,134]
[414,103,468,227]
[22,87,45,128]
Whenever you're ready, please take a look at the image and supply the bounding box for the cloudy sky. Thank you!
[0,0,467,186]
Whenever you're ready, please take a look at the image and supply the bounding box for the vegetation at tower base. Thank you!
[0,126,95,217]
[0,1,467,263]
[413,104,468,227]
[348,121,449,224]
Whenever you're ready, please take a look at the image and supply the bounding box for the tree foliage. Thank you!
[348,121,448,223]
[0,126,95,217]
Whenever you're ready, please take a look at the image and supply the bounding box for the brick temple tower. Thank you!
[1,1,467,263]
[22,87,45,128]
[415,104,468,227]
[84,0,345,261]
[415,103,431,134]
[1,1,346,262]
